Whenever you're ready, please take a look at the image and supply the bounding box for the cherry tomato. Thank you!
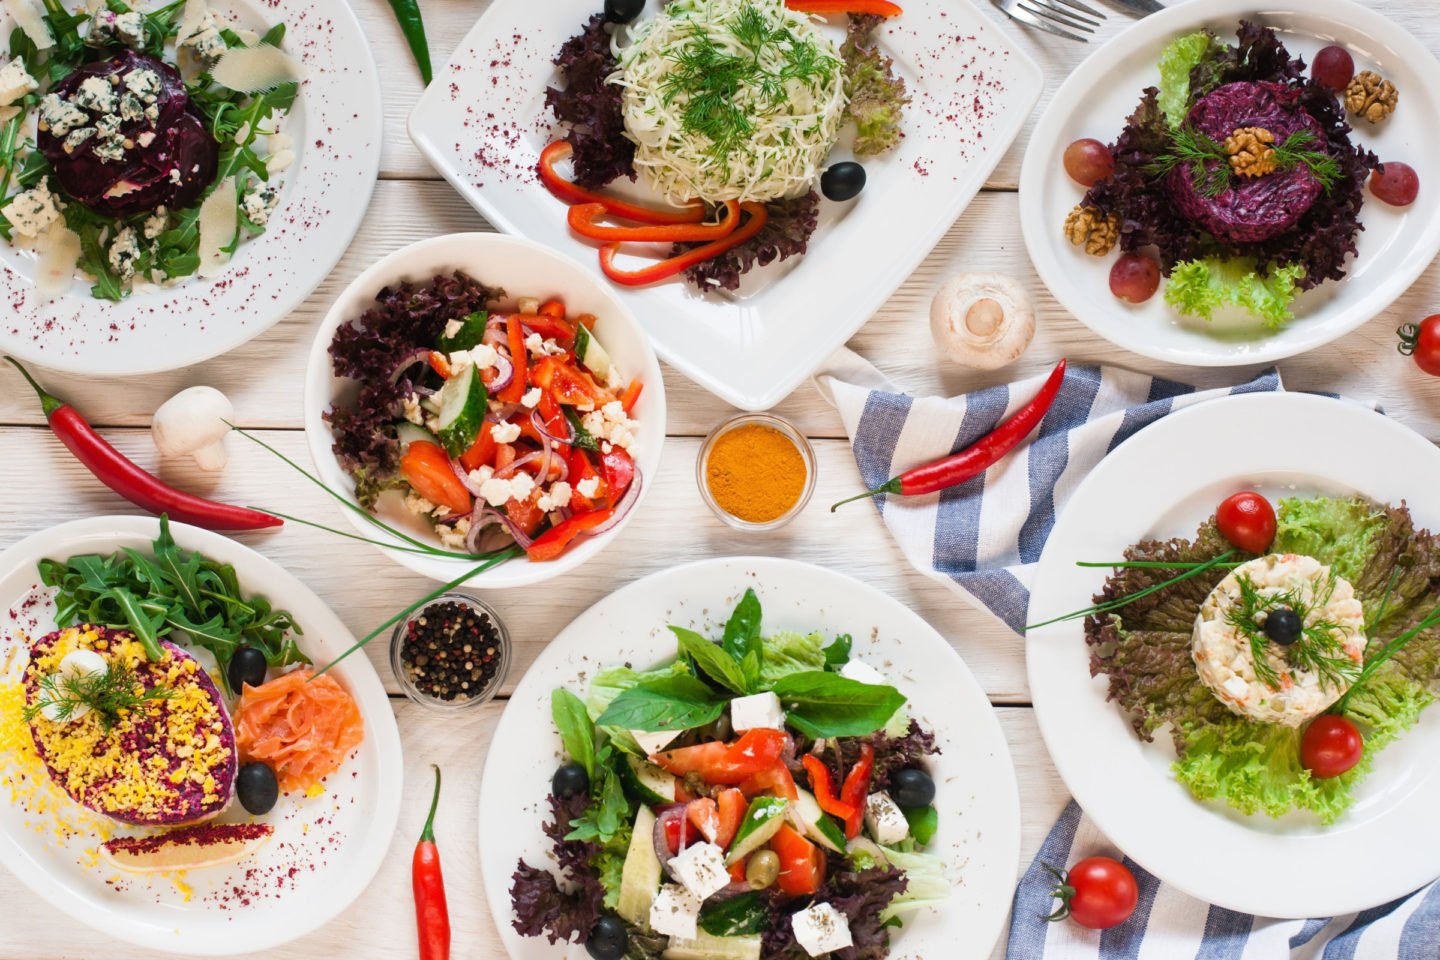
[1398,315,1440,377]
[1301,715,1364,779]
[1216,491,1277,554]
[1046,856,1138,930]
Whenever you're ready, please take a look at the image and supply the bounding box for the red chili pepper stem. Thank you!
[5,356,64,418]
[830,358,1068,512]
[421,764,442,843]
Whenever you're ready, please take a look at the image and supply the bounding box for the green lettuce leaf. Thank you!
[876,846,949,922]
[1156,30,1226,126]
[1164,258,1307,328]
[758,630,828,686]
[841,15,910,157]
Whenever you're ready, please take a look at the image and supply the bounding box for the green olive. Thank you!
[746,850,780,890]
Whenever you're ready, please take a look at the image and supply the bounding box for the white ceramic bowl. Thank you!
[303,233,666,588]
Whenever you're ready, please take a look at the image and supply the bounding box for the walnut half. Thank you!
[1063,205,1119,256]
[1345,70,1398,123]
[1224,126,1278,178]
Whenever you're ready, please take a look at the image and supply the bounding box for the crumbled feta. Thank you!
[106,226,141,280]
[404,491,438,516]
[479,473,536,509]
[791,903,853,957]
[38,92,88,136]
[839,659,887,686]
[467,465,494,487]
[864,791,909,846]
[668,842,730,900]
[649,884,701,939]
[143,208,168,240]
[443,318,464,340]
[0,58,38,107]
[537,481,571,513]
[524,332,565,357]
[401,393,425,426]
[730,691,786,732]
[630,729,679,755]
[576,477,600,500]
[1,180,62,238]
[581,400,638,453]
[521,387,543,408]
[468,343,499,369]
[437,517,471,550]
[240,186,278,228]
[508,472,535,501]
[490,421,521,444]
[73,76,118,113]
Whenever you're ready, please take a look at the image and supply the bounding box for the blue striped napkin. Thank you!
[1009,801,1440,958]
[814,350,1281,634]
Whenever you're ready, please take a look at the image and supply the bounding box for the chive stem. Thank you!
[1026,550,1237,632]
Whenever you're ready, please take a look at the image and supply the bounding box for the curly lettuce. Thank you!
[1164,258,1306,328]
[1156,30,1226,126]
[841,14,909,157]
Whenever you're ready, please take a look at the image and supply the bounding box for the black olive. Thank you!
[604,0,645,24]
[586,913,628,960]
[821,162,866,202]
[236,762,279,815]
[553,761,590,798]
[891,767,936,808]
[227,646,268,692]
[1264,609,1303,646]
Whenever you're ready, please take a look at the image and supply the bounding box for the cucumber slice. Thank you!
[617,806,661,928]
[395,422,437,452]
[434,363,487,457]
[621,755,678,806]
[725,797,788,866]
[790,789,846,854]
[662,932,762,960]
[438,310,488,352]
[573,323,613,382]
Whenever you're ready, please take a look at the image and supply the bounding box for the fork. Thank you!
[989,0,1105,42]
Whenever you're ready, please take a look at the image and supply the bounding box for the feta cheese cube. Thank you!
[730,691,786,732]
[442,318,463,340]
[791,902,853,957]
[864,791,909,846]
[630,729,679,755]
[667,842,730,900]
[839,659,887,686]
[0,58,38,107]
[649,884,701,939]
[1,181,62,238]
[490,421,521,444]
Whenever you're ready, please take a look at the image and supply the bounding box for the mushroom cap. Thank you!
[929,272,1035,370]
[152,385,234,462]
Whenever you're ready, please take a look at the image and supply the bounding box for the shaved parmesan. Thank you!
[36,220,80,299]
[4,0,54,50]
[175,0,209,47]
[211,44,305,93]
[196,177,237,278]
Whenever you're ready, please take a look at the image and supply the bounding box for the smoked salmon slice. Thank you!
[234,669,364,793]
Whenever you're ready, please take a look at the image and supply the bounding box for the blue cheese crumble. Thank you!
[2,180,63,238]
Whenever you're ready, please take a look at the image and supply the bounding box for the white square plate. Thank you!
[408,0,1042,409]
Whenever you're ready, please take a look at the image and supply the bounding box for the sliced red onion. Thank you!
[531,406,573,445]
[489,401,524,422]
[584,466,643,537]
[496,450,543,480]
[388,348,433,385]
[451,457,488,497]
[464,505,505,554]
[492,505,536,550]
[482,320,507,349]
[486,354,514,395]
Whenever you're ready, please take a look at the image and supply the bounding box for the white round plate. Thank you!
[1019,0,1440,367]
[1027,393,1440,918]
[0,0,382,376]
[0,516,403,954]
[479,557,1021,960]
[304,232,666,590]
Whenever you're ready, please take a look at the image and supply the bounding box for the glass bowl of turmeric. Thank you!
[697,414,816,531]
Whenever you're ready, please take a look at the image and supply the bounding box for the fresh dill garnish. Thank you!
[1269,129,1341,191]
[24,661,175,731]
[1224,571,1360,692]
[1145,125,1341,198]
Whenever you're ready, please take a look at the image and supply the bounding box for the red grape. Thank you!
[1370,162,1419,207]
[1311,45,1355,92]
[1109,254,1160,304]
[1063,138,1115,188]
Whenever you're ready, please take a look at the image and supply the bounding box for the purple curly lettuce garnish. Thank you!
[325,271,503,507]
[509,792,604,945]
[763,863,909,960]
[680,190,820,292]
[545,13,635,189]
[1187,19,1305,99]
[827,719,939,793]
[842,14,910,158]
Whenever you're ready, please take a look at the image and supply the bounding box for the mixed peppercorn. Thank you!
[398,601,505,703]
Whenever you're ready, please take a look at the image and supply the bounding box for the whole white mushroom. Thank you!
[151,386,234,471]
[929,273,1035,370]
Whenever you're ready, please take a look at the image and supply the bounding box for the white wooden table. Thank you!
[5,1,1440,956]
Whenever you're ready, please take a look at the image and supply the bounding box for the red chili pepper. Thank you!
[5,357,282,531]
[831,358,1068,511]
[568,200,742,243]
[413,765,450,960]
[526,507,615,562]
[801,755,856,820]
[786,0,902,14]
[538,141,706,225]
[839,744,875,839]
[598,202,769,287]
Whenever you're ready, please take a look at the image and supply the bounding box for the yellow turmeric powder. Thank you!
[705,424,807,524]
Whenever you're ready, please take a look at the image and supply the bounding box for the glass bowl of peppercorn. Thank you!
[390,594,510,711]
[697,413,817,531]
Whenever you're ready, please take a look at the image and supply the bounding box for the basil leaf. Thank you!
[699,891,769,936]
[551,688,596,779]
[721,588,763,664]
[904,805,939,846]
[594,675,726,732]
[770,671,907,738]
[671,626,751,695]
[823,633,853,670]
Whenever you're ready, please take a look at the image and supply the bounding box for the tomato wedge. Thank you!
[538,141,706,225]
[521,312,577,345]
[400,441,472,516]
[600,447,635,502]
[619,379,644,414]
[715,787,746,849]
[771,825,824,896]
[459,428,496,472]
[739,763,799,802]
[504,489,546,538]
[687,797,721,844]
[532,356,601,406]
[653,729,788,785]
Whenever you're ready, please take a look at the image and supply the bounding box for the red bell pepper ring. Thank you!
[801,755,856,821]
[653,729,788,785]
[840,744,875,839]
[568,200,742,243]
[786,0,902,15]
[525,507,615,562]
[538,141,706,225]
[598,202,769,287]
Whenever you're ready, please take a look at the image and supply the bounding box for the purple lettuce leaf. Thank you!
[545,14,635,189]
[680,191,820,292]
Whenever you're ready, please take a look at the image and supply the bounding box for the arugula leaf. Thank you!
[594,674,726,732]
[822,633,852,669]
[670,626,751,696]
[769,671,906,738]
[551,688,596,779]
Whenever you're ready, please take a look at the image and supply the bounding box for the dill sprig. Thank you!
[1270,129,1341,191]
[24,662,174,731]
[1224,571,1360,692]
[1145,125,1341,198]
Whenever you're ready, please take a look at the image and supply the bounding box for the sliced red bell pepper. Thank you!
[801,755,856,821]
[786,0,902,15]
[599,447,634,502]
[458,427,496,472]
[619,379,644,414]
[521,312,577,345]
[427,350,451,379]
[598,202,769,287]
[526,507,614,562]
[500,315,527,404]
[839,744,875,839]
[569,200,742,243]
[538,298,566,320]
[538,141,706,225]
